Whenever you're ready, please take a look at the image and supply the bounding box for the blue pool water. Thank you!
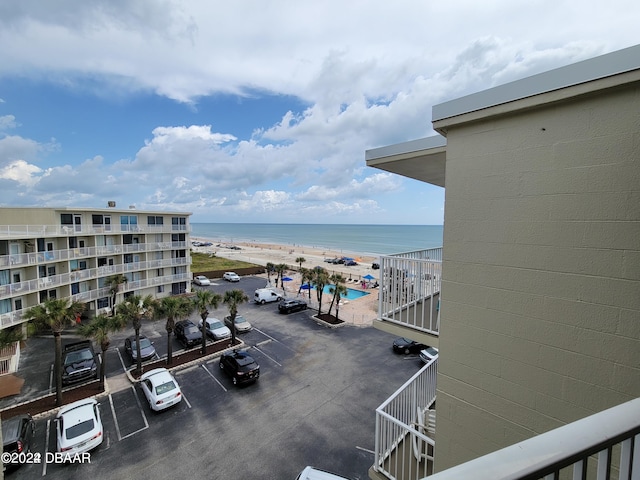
[314,284,370,300]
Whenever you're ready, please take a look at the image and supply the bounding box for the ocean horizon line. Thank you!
[191,223,444,256]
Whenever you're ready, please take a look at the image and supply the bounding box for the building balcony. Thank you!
[370,359,640,480]
[371,358,438,480]
[426,397,640,480]
[0,223,192,239]
[373,248,442,346]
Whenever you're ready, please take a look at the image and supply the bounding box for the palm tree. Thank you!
[105,273,128,316]
[298,267,314,300]
[295,256,306,271]
[275,263,288,288]
[334,285,348,321]
[0,326,23,349]
[118,294,157,375]
[78,313,125,385]
[158,296,195,365]
[192,290,222,355]
[223,289,249,348]
[23,298,85,405]
[312,268,330,315]
[266,262,275,286]
[327,273,348,317]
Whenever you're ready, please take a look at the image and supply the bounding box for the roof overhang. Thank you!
[365,135,446,188]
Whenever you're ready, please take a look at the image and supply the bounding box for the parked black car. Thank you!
[2,414,35,471]
[392,337,427,355]
[62,340,99,385]
[175,320,201,348]
[124,335,157,361]
[219,350,260,386]
[278,299,308,314]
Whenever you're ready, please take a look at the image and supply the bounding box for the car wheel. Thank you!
[220,361,224,369]
[232,376,238,385]
[404,348,410,354]
[260,299,266,305]
[303,305,307,310]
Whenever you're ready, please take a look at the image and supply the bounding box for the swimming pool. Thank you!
[314,284,370,301]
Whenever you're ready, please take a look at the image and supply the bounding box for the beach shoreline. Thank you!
[190,236,381,327]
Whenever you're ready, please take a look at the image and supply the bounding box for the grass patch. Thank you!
[190,251,258,271]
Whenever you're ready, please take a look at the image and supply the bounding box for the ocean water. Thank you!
[191,223,443,256]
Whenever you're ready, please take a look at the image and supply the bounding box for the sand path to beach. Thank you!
[192,238,382,327]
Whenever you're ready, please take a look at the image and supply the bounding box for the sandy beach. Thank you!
[191,237,382,327]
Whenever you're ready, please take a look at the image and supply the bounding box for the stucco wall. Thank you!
[434,82,640,470]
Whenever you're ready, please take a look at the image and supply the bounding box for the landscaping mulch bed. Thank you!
[0,340,239,420]
[316,313,345,325]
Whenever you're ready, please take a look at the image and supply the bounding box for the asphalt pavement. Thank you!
[2,276,424,480]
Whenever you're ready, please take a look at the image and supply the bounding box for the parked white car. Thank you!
[223,272,240,282]
[254,288,282,304]
[193,275,211,286]
[224,314,253,333]
[55,399,103,454]
[296,466,350,480]
[140,368,182,412]
[199,317,231,340]
[420,346,439,364]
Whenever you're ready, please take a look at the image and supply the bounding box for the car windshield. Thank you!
[235,316,246,323]
[184,325,199,334]
[65,419,95,440]
[64,350,93,365]
[209,320,224,329]
[133,338,152,349]
[155,381,177,395]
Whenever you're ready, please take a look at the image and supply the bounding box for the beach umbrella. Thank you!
[282,277,293,282]
[299,283,312,290]
[363,274,375,280]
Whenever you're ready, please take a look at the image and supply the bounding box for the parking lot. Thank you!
[3,276,424,480]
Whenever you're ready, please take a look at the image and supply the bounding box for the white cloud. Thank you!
[0,1,637,222]
[0,159,42,186]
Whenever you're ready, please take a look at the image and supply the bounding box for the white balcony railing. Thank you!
[0,272,192,329]
[378,248,442,335]
[374,358,438,480]
[0,257,189,301]
[0,241,188,269]
[427,397,640,480]
[0,223,192,238]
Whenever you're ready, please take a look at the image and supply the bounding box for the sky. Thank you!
[1,1,638,225]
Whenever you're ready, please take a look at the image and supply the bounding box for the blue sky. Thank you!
[1,1,639,224]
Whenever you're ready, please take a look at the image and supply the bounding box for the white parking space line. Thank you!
[42,419,51,476]
[200,364,227,392]
[119,386,150,441]
[181,391,192,409]
[108,394,123,441]
[115,346,128,372]
[253,327,294,351]
[251,345,282,367]
[356,445,375,455]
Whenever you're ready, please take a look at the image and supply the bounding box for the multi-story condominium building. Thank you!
[365,45,640,479]
[0,205,192,331]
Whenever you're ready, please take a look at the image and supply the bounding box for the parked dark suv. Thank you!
[219,350,260,386]
[174,320,200,348]
[62,340,99,385]
[2,414,35,471]
[278,299,308,314]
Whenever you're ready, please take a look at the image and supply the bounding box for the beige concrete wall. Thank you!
[434,82,640,470]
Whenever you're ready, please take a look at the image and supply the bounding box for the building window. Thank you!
[171,217,187,231]
[157,285,165,293]
[147,216,164,226]
[60,214,73,225]
[97,297,109,309]
[120,215,138,232]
